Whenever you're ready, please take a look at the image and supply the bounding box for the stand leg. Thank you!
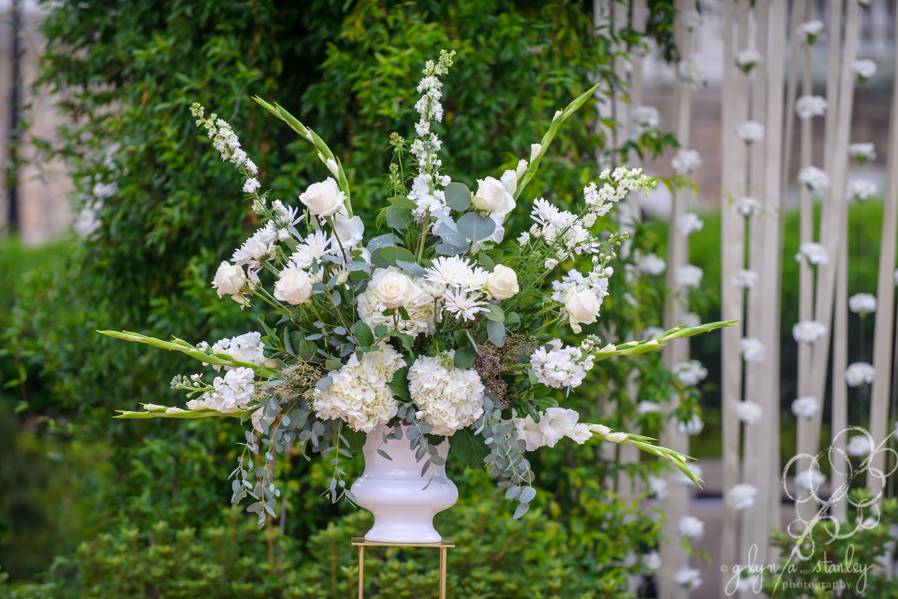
[439,546,447,599]
[358,545,364,599]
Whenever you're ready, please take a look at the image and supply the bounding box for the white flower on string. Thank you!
[846,362,875,387]
[853,59,876,82]
[674,265,703,288]
[731,269,759,289]
[792,320,827,344]
[673,567,703,591]
[794,468,826,493]
[676,212,704,236]
[848,143,876,163]
[734,401,763,425]
[677,415,704,436]
[408,353,484,435]
[849,293,876,315]
[796,241,829,266]
[795,95,827,119]
[530,340,595,390]
[796,20,824,44]
[647,475,668,499]
[513,407,591,451]
[678,515,705,540]
[632,105,660,131]
[741,337,765,364]
[847,434,874,457]
[636,252,666,276]
[725,484,758,510]
[735,196,761,217]
[641,551,661,573]
[735,48,762,74]
[738,121,765,144]
[675,360,708,386]
[791,396,820,419]
[798,166,830,191]
[672,149,702,175]
[846,179,876,202]
[678,55,704,88]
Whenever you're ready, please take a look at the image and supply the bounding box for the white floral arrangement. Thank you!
[101,51,729,524]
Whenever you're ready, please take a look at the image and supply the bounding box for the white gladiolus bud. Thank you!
[274,268,313,305]
[326,158,339,177]
[530,143,542,161]
[370,269,415,309]
[212,261,246,296]
[485,264,519,299]
[299,177,344,217]
[472,176,515,214]
[565,289,601,327]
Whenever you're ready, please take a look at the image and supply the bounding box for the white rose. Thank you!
[564,289,601,327]
[274,268,313,305]
[472,176,515,215]
[332,213,364,247]
[370,268,415,309]
[299,177,344,217]
[485,265,519,299]
[212,261,245,296]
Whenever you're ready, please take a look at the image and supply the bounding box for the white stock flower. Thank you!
[849,143,876,163]
[674,265,703,288]
[849,293,876,315]
[735,48,762,73]
[299,177,344,217]
[673,567,702,591]
[675,360,708,386]
[212,261,246,297]
[726,484,758,510]
[792,320,827,344]
[210,332,268,368]
[797,241,829,266]
[190,367,256,412]
[408,354,485,435]
[791,396,819,419]
[632,105,659,131]
[672,149,702,175]
[732,269,759,289]
[847,434,874,457]
[485,264,519,300]
[735,196,761,217]
[676,212,704,236]
[678,515,705,540]
[797,20,824,44]
[274,268,314,305]
[798,166,829,191]
[530,340,595,390]
[795,95,827,119]
[242,178,261,194]
[312,345,406,433]
[741,337,765,364]
[636,253,666,276]
[853,59,876,82]
[846,362,875,387]
[734,401,763,425]
[737,121,765,144]
[846,179,876,202]
[794,468,825,492]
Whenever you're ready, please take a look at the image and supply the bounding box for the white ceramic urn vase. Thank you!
[350,424,458,543]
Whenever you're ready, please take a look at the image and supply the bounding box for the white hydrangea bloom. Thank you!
[846,362,875,387]
[741,337,765,364]
[408,353,485,435]
[798,166,830,191]
[636,252,666,276]
[676,212,704,236]
[735,196,761,217]
[792,320,827,344]
[796,20,824,44]
[673,567,702,591]
[735,48,762,73]
[737,121,765,144]
[632,105,659,132]
[796,241,829,266]
[530,340,595,390]
[675,360,708,386]
[791,396,819,419]
[794,468,825,492]
[674,265,703,288]
[734,401,762,425]
[849,293,876,315]
[725,484,758,510]
[853,59,876,82]
[731,269,759,289]
[848,143,876,163]
[514,407,591,451]
[672,149,702,175]
[795,95,827,119]
[846,179,876,202]
[312,345,407,433]
[847,434,874,457]
[678,515,705,540]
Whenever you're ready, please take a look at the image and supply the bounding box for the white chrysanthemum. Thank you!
[795,95,827,119]
[676,212,704,236]
[632,105,659,131]
[849,293,876,315]
[636,252,666,276]
[798,166,829,191]
[425,256,488,297]
[442,288,487,321]
[794,468,825,492]
[796,20,824,44]
[210,332,269,369]
[675,360,708,386]
[853,59,876,82]
[846,362,875,387]
[791,396,819,419]
[311,345,406,433]
[189,367,256,412]
[289,230,334,269]
[737,120,765,144]
[849,143,876,163]
[530,340,595,390]
[677,414,704,436]
[731,269,759,289]
[796,241,829,266]
[846,179,876,202]
[793,320,827,344]
[847,434,874,457]
[726,484,758,510]
[672,149,702,175]
[741,337,765,364]
[357,268,436,336]
[734,401,762,424]
[678,515,705,540]
[673,567,702,591]
[408,354,485,435]
[735,196,761,217]
[674,264,703,288]
[735,48,762,73]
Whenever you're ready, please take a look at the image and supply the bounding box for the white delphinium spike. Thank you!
[190,103,259,195]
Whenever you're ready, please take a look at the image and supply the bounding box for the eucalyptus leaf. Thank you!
[372,245,416,267]
[487,320,506,347]
[457,212,496,241]
[386,205,412,230]
[453,346,477,369]
[444,181,471,211]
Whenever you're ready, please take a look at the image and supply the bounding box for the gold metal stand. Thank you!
[351,537,454,599]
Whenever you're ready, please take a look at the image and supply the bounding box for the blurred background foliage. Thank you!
[0,0,748,595]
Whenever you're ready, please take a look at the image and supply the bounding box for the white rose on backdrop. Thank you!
[370,268,417,309]
[797,241,829,266]
[299,177,344,217]
[741,337,766,364]
[212,261,246,296]
[274,268,313,305]
[796,20,824,44]
[485,264,519,299]
[565,289,601,328]
[846,179,877,202]
[846,434,874,457]
[674,265,703,288]
[472,175,515,215]
[678,515,705,540]
[636,252,666,276]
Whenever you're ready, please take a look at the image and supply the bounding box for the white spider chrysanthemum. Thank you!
[734,400,762,425]
[674,265,703,288]
[425,256,488,296]
[675,360,708,386]
[796,241,829,266]
[408,353,485,435]
[671,149,702,175]
[636,252,666,276]
[846,362,875,387]
[793,320,827,344]
[741,337,765,364]
[849,293,876,315]
[530,340,595,390]
[678,515,705,540]
[849,143,876,163]
[676,212,704,236]
[312,345,407,433]
[846,179,876,202]
[791,396,819,419]
[795,95,827,119]
[288,230,334,270]
[798,166,829,191]
[233,222,278,267]
[731,269,759,289]
[442,288,487,321]
[726,484,758,510]
[737,121,765,144]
